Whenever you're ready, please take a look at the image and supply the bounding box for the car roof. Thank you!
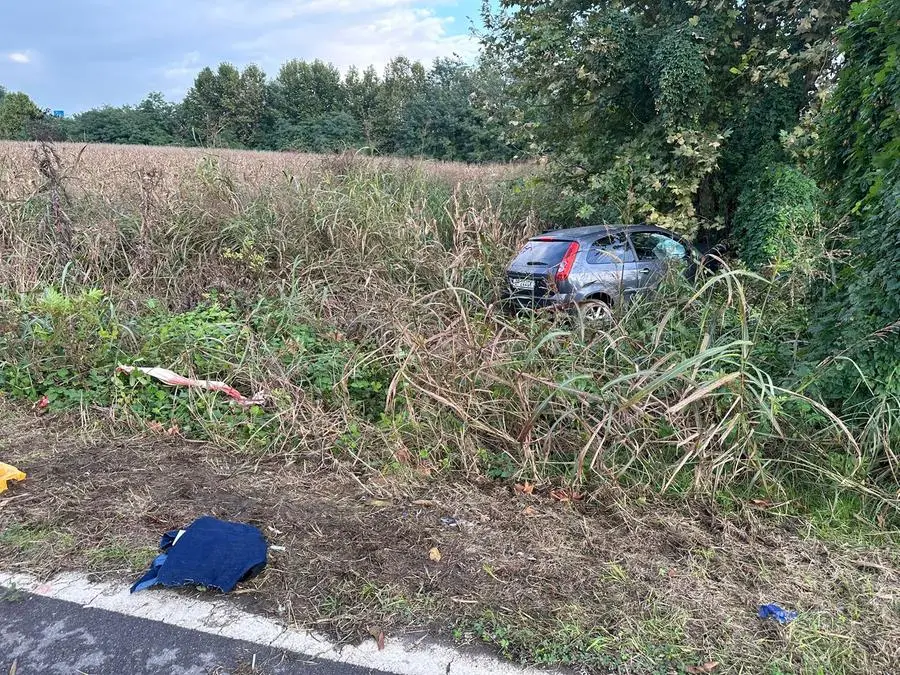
[535,224,677,242]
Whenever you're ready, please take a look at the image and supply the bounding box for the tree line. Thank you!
[0,56,514,163]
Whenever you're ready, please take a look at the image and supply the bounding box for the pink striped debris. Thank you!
[116,365,266,407]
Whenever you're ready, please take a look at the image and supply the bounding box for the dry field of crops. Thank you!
[0,140,523,201]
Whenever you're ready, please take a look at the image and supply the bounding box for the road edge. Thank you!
[0,571,553,675]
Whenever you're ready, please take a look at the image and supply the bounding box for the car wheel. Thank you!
[576,300,611,323]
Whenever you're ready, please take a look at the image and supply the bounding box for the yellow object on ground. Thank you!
[0,462,26,494]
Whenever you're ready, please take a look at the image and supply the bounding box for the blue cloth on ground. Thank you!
[758,604,798,624]
[131,516,268,594]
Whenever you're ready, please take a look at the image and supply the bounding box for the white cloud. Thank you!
[209,0,422,25]
[160,52,203,98]
[7,51,32,64]
[234,6,478,75]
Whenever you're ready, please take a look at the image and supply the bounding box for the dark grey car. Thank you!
[504,224,698,318]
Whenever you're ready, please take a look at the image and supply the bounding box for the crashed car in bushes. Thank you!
[503,224,700,319]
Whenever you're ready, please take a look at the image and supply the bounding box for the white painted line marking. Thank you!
[0,571,554,675]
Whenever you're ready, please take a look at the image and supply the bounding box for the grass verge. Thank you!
[1,410,897,674]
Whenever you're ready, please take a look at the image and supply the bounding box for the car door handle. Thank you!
[639,268,651,275]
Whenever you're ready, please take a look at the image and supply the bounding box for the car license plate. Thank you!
[510,278,535,290]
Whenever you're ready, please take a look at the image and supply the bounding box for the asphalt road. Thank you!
[0,591,394,675]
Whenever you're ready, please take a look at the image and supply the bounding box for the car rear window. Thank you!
[512,239,575,267]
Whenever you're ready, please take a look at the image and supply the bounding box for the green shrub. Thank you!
[138,302,248,376]
[733,164,821,270]
[248,301,390,419]
[0,288,124,408]
[811,0,900,404]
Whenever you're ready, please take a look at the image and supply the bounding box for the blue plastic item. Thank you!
[758,604,798,624]
[132,517,268,594]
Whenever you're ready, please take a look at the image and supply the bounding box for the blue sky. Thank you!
[0,0,486,113]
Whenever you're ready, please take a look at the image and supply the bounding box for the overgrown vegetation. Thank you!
[0,0,898,672]
[0,141,894,522]
[809,0,899,423]
[482,0,848,233]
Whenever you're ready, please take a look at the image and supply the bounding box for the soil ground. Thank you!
[1,408,898,674]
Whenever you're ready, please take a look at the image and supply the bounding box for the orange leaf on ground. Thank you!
[550,488,583,502]
[522,506,538,517]
[429,547,442,562]
[514,482,534,495]
[686,662,720,674]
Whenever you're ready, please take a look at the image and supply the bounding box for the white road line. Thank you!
[0,571,554,675]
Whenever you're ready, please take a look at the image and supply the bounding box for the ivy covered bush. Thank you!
[733,164,822,270]
[812,0,900,402]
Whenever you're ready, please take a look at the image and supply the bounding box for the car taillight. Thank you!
[555,242,580,283]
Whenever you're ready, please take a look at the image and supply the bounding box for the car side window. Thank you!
[630,233,686,262]
[586,235,634,264]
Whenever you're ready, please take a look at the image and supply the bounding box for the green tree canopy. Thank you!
[399,58,513,162]
[374,57,427,155]
[273,111,364,153]
[0,91,44,140]
[482,0,849,233]
[271,59,345,126]
[6,55,516,164]
[344,66,381,146]
[181,63,268,147]
[71,93,179,145]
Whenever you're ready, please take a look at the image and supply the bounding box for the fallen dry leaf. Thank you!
[750,499,774,509]
[514,482,535,495]
[550,488,583,502]
[686,661,720,674]
[522,505,538,517]
[411,499,434,507]
[9,658,17,675]
[394,447,412,465]
[429,547,442,562]
[368,628,386,651]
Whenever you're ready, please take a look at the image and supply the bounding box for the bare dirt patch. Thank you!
[1,410,898,674]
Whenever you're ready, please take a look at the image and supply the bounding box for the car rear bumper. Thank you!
[500,291,572,312]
